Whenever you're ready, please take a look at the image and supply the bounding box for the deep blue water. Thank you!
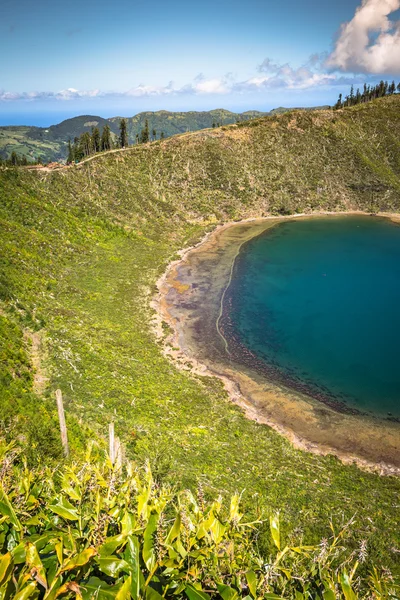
[223,217,400,418]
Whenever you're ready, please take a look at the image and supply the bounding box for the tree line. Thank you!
[67,118,165,163]
[0,152,42,167]
[334,80,400,109]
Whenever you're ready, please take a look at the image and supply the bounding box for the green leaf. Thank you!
[322,590,336,600]
[143,512,158,572]
[184,584,209,600]
[0,487,22,531]
[124,536,143,600]
[97,557,130,578]
[11,543,26,565]
[340,571,357,600]
[26,542,47,590]
[216,583,238,600]
[165,513,181,545]
[270,514,280,551]
[121,512,136,536]
[146,587,163,600]
[81,577,123,599]
[13,582,38,600]
[209,517,226,545]
[49,497,79,522]
[61,547,96,573]
[115,576,132,600]
[0,553,13,587]
[98,534,127,558]
[245,571,257,599]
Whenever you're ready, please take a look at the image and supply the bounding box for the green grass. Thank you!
[1,96,400,573]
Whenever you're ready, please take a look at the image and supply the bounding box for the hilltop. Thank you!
[0,106,332,163]
[0,108,267,162]
[1,96,400,579]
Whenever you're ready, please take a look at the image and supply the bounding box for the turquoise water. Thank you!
[222,217,400,418]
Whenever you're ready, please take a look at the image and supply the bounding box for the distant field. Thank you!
[0,126,65,162]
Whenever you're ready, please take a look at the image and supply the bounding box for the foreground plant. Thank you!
[0,441,397,599]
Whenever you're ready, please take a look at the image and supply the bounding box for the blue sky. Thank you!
[1,0,400,125]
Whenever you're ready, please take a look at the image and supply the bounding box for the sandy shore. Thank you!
[151,211,400,476]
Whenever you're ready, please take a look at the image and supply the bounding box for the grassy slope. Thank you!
[1,96,400,569]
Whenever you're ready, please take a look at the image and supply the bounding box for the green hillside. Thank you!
[1,96,400,582]
[110,108,267,142]
[0,109,267,163]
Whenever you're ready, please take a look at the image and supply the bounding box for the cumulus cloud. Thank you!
[252,58,338,89]
[0,88,101,101]
[326,0,400,74]
[0,60,363,103]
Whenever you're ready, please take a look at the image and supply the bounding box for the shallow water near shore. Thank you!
[157,214,400,470]
[221,216,400,418]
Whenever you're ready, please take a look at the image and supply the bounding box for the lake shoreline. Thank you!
[152,211,400,476]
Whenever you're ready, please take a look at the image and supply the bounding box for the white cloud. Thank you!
[0,88,102,101]
[192,78,230,94]
[0,59,367,104]
[247,59,338,90]
[125,82,175,97]
[326,0,400,74]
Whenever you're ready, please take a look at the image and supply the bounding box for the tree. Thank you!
[101,125,112,151]
[140,119,149,144]
[152,128,157,141]
[67,140,74,164]
[119,118,128,148]
[160,131,165,140]
[397,82,400,93]
[73,136,83,162]
[79,132,92,157]
[334,93,342,110]
[10,151,18,166]
[92,127,101,153]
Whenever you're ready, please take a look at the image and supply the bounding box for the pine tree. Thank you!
[160,131,165,139]
[73,137,83,162]
[67,140,74,164]
[92,127,101,153]
[334,93,342,110]
[79,132,92,157]
[119,118,128,148]
[101,125,112,151]
[152,128,156,141]
[10,151,18,166]
[140,119,150,144]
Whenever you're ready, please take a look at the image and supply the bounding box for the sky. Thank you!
[1,0,400,125]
